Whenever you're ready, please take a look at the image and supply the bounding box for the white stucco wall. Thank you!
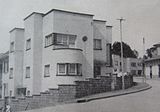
[23,15,35,95]
[93,20,112,76]
[23,13,43,95]
[41,10,94,91]
[7,29,24,97]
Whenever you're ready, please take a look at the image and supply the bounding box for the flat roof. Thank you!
[0,51,9,59]
[106,25,113,27]
[145,55,160,62]
[153,42,160,47]
[9,27,24,33]
[43,9,94,17]
[24,12,44,21]
[93,19,106,23]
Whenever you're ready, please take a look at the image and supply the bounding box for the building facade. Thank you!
[112,54,142,76]
[1,9,112,98]
[145,42,160,78]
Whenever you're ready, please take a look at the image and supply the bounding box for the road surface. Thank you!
[28,78,160,112]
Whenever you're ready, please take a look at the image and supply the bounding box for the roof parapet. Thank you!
[9,27,24,33]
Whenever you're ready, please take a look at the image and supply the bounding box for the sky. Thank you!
[0,0,160,57]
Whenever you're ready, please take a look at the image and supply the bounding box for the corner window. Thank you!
[9,68,13,79]
[45,34,53,47]
[44,65,50,77]
[94,39,102,50]
[26,39,31,50]
[54,33,76,47]
[10,42,14,52]
[26,67,30,78]
[57,63,82,76]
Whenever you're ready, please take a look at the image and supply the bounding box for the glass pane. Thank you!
[62,35,68,45]
[68,64,76,74]
[96,40,101,49]
[77,64,82,75]
[45,65,50,75]
[26,67,30,77]
[59,64,65,73]
[56,34,63,44]
[69,36,76,45]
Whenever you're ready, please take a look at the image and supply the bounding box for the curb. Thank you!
[77,84,152,103]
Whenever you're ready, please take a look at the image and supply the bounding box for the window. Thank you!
[131,62,136,67]
[58,64,66,74]
[9,68,13,79]
[94,39,102,50]
[3,61,9,73]
[44,65,50,77]
[106,43,112,66]
[26,39,31,50]
[45,34,53,47]
[68,64,76,74]
[10,42,14,52]
[26,67,30,78]
[54,33,76,46]
[57,63,82,76]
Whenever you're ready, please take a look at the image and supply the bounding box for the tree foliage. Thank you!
[146,48,152,58]
[112,41,137,58]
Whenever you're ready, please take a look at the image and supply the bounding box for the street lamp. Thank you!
[117,17,125,90]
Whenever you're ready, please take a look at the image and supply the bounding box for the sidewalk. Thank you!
[76,82,151,103]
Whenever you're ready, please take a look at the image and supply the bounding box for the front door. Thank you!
[94,66,101,78]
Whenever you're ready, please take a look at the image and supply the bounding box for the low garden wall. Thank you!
[0,75,133,112]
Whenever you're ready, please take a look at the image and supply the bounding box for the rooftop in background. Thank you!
[153,42,160,47]
[0,51,9,60]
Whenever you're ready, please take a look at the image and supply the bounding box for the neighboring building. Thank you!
[0,52,9,98]
[145,42,160,78]
[112,54,142,76]
[1,9,112,98]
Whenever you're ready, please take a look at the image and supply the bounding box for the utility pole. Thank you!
[143,37,146,83]
[117,17,125,90]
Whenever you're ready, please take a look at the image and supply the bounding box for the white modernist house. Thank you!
[112,54,142,76]
[145,42,160,78]
[1,9,112,98]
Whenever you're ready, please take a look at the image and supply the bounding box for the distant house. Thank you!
[0,52,9,98]
[145,42,160,78]
[0,9,112,98]
[112,54,142,76]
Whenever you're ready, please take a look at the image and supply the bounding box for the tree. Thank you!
[146,48,152,58]
[112,41,137,58]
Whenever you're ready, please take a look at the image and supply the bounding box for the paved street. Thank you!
[26,78,160,112]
